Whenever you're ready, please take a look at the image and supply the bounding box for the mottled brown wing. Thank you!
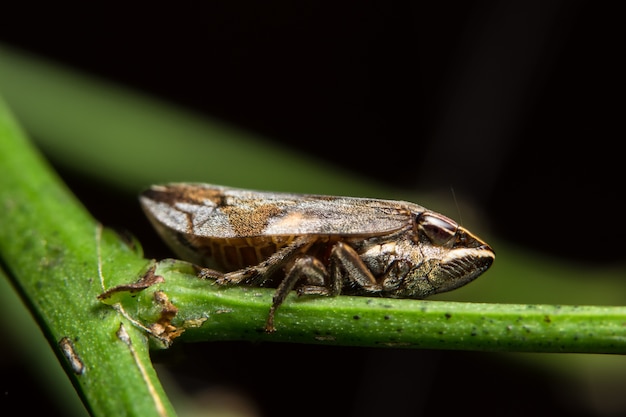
[140,183,419,238]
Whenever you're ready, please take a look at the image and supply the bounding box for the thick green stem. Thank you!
[0,99,177,416]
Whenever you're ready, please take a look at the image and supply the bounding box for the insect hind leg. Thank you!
[207,235,316,287]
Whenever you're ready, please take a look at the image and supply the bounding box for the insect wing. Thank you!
[140,184,416,238]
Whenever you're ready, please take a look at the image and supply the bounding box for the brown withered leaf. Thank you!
[97,264,164,300]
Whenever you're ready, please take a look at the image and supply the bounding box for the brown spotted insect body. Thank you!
[140,183,495,332]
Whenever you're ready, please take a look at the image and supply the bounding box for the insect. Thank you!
[140,183,495,332]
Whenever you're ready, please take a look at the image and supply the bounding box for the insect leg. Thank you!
[329,241,382,293]
[197,267,225,280]
[211,235,316,286]
[380,259,412,292]
[265,255,327,332]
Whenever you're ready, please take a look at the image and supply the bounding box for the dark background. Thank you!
[2,1,623,263]
[1,1,623,416]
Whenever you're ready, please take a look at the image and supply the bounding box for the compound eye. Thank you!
[417,213,458,246]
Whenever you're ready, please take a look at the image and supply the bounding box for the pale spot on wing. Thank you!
[265,211,308,234]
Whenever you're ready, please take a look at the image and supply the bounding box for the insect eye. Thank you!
[417,213,458,246]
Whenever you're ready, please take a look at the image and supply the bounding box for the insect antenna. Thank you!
[450,186,464,227]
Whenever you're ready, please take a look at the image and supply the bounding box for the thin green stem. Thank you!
[119,259,626,354]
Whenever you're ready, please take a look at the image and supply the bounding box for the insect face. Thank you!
[415,211,494,291]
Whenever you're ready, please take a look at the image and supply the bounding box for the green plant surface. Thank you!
[114,259,625,353]
[0,266,89,416]
[2,44,626,416]
[0,98,176,416]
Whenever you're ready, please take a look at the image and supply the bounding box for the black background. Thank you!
[2,1,623,263]
[1,1,623,416]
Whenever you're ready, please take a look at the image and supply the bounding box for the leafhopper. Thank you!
[140,183,495,331]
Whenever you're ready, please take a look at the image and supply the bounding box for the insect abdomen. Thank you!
[187,235,297,271]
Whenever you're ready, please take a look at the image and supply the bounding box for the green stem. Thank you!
[0,99,177,416]
[123,259,626,354]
